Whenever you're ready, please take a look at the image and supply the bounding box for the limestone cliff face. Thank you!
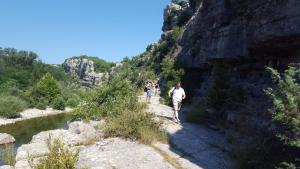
[157,0,300,133]
[63,58,108,87]
[177,0,300,68]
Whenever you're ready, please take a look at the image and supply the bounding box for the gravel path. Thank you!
[143,95,237,169]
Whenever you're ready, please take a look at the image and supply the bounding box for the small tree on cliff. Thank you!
[264,66,300,147]
[34,73,61,103]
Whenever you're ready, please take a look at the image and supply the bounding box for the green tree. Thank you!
[35,73,61,103]
[265,66,300,147]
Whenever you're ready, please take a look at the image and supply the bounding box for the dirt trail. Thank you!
[142,95,236,169]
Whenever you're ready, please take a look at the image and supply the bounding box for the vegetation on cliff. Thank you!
[68,55,115,73]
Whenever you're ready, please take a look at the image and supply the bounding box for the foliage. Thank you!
[105,110,168,144]
[0,144,16,166]
[66,98,80,108]
[52,96,66,110]
[34,73,61,103]
[0,95,27,118]
[36,139,79,169]
[185,102,209,123]
[276,162,297,169]
[73,77,167,144]
[206,63,245,110]
[161,57,184,97]
[0,47,82,118]
[264,66,300,147]
[68,55,115,73]
[73,78,140,120]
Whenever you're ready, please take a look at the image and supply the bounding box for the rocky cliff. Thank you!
[138,0,300,167]
[63,57,108,87]
[157,0,300,131]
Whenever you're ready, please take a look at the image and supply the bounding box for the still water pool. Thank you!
[0,113,72,147]
[0,113,72,165]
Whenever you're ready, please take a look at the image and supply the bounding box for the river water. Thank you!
[0,113,72,165]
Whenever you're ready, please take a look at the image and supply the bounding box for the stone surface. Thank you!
[14,121,102,169]
[144,95,237,169]
[0,133,15,145]
[0,165,13,169]
[163,2,192,31]
[77,138,174,169]
[177,0,300,68]
[63,58,108,87]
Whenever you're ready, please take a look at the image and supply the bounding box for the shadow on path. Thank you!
[144,95,236,169]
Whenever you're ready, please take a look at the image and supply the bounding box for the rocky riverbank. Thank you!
[3,96,235,169]
[0,108,73,126]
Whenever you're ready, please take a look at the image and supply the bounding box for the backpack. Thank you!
[144,86,148,92]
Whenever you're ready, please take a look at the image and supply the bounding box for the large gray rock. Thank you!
[0,165,14,169]
[77,138,174,169]
[63,58,108,87]
[0,133,15,145]
[177,0,300,68]
[163,2,192,31]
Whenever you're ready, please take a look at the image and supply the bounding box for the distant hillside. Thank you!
[0,47,83,118]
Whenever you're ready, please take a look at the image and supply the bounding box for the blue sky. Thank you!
[0,0,170,64]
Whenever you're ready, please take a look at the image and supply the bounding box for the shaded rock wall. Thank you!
[159,0,300,133]
[177,0,300,68]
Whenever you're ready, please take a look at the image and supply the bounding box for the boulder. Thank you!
[0,133,15,145]
[0,165,14,169]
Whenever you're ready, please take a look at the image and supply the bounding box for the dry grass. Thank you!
[151,145,183,169]
[0,144,16,165]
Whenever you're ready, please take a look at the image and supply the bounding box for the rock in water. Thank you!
[0,133,15,145]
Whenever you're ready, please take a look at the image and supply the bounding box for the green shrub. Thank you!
[206,63,245,109]
[0,95,27,118]
[36,98,48,110]
[161,57,184,97]
[73,78,140,120]
[66,98,80,108]
[52,96,66,110]
[36,139,79,169]
[105,110,168,144]
[0,144,16,165]
[264,66,300,147]
[185,102,209,123]
[34,73,61,103]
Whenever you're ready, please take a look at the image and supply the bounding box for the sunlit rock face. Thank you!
[63,58,108,87]
[160,0,300,133]
[177,0,300,68]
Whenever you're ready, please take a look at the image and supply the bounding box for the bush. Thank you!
[264,66,300,147]
[104,110,168,144]
[0,95,27,118]
[73,78,140,120]
[35,98,48,110]
[185,102,209,123]
[0,144,16,165]
[34,73,61,103]
[66,98,80,108]
[52,96,66,110]
[206,63,245,109]
[161,57,184,97]
[36,139,79,169]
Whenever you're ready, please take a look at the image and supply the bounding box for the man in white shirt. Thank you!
[168,82,186,123]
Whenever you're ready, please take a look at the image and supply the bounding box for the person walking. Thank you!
[145,81,153,103]
[168,82,186,123]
